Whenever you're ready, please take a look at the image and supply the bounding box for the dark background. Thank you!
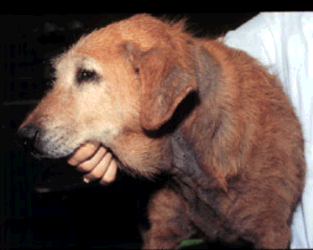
[1,13,258,249]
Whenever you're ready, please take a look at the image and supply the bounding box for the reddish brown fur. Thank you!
[17,14,305,249]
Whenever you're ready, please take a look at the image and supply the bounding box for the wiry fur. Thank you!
[17,14,305,248]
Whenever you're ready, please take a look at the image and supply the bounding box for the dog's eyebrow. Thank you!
[76,68,100,85]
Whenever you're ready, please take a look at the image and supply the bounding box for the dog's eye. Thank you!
[77,68,98,84]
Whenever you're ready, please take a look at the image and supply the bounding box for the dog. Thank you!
[16,14,305,249]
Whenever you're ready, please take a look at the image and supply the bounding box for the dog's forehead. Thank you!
[57,52,101,70]
[53,14,180,83]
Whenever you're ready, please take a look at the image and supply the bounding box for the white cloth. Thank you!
[224,12,313,249]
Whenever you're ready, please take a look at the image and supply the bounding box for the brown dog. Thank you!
[17,14,305,249]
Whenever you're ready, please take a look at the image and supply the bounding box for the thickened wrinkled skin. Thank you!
[17,14,305,249]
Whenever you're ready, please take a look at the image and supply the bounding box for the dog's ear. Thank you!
[123,42,197,131]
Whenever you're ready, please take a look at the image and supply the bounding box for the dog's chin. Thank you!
[29,147,74,160]
[29,141,78,160]
[29,138,119,165]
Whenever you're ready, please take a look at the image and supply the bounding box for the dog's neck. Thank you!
[171,42,231,191]
[170,128,226,235]
[170,128,224,190]
[170,129,207,186]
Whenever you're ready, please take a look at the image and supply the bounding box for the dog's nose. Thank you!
[15,124,40,149]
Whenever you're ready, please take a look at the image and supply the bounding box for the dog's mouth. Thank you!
[15,138,121,193]
[15,128,118,162]
[15,125,123,192]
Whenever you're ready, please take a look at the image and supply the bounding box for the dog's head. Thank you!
[16,14,200,177]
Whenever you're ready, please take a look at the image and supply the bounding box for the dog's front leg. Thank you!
[141,187,196,249]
